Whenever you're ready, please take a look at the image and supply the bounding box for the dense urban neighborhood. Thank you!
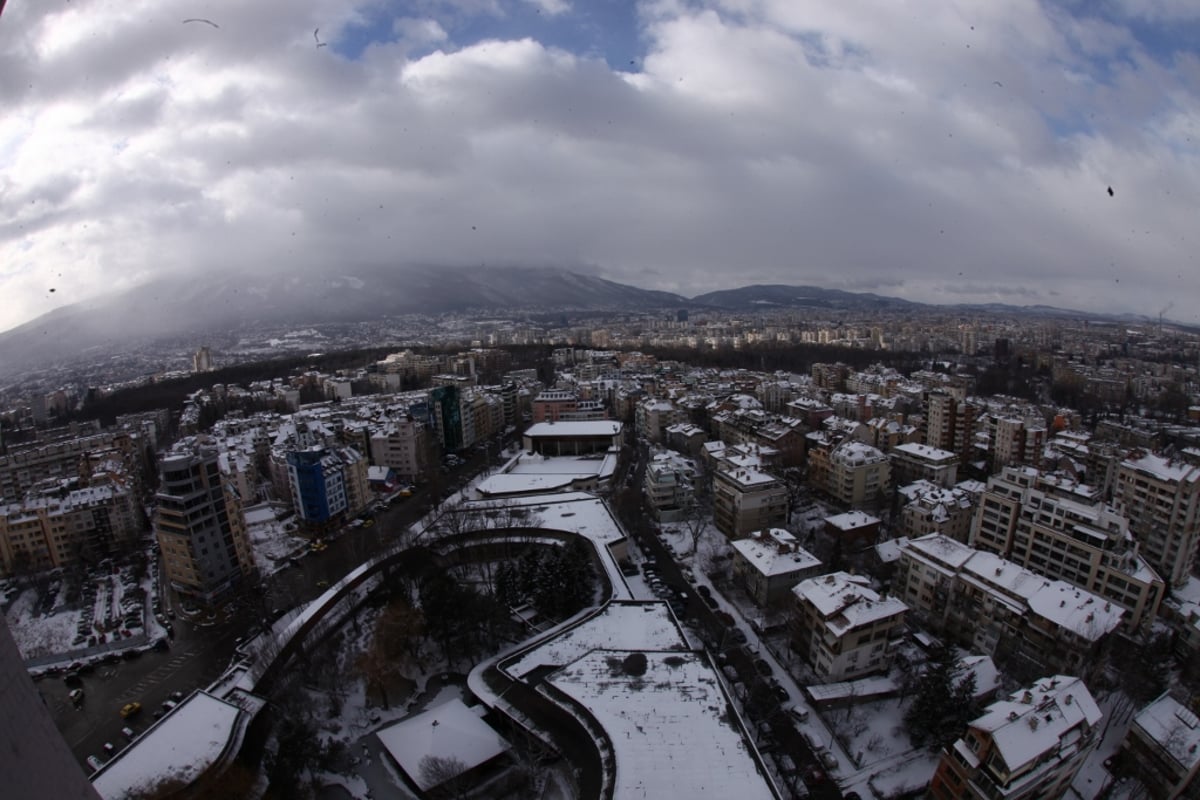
[4,304,1200,800]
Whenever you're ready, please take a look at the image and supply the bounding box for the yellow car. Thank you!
[362,519,374,528]
[120,702,142,719]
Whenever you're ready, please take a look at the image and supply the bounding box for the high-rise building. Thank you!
[192,346,214,373]
[1114,452,1200,590]
[154,446,253,605]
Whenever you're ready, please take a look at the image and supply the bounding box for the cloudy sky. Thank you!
[1,0,1198,334]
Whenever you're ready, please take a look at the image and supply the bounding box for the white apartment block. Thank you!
[791,571,907,681]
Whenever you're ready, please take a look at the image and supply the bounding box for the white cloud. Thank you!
[0,0,1197,333]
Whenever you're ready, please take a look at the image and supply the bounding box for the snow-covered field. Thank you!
[5,585,83,659]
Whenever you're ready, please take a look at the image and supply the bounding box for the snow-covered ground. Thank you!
[243,503,308,573]
[4,563,153,662]
[550,650,777,800]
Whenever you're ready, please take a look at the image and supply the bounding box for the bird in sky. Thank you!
[314,28,327,47]
[182,18,218,28]
[1108,186,1115,197]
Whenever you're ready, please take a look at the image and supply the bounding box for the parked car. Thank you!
[121,726,136,739]
[69,688,84,705]
[87,755,105,772]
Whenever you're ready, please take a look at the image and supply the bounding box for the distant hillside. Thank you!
[691,284,926,312]
[0,265,686,375]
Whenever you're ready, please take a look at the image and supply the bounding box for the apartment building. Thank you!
[286,447,351,531]
[791,571,907,681]
[924,391,979,463]
[0,478,140,575]
[929,675,1102,800]
[890,442,959,488]
[713,465,789,538]
[971,467,1163,630]
[1119,693,1200,799]
[824,440,891,510]
[154,446,254,605]
[643,452,696,523]
[369,416,430,481]
[896,535,1123,679]
[896,480,977,543]
[731,528,822,607]
[1113,451,1200,590]
[635,398,686,444]
[0,429,145,505]
[531,389,608,422]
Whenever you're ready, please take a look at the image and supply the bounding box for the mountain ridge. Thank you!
[0,267,1152,377]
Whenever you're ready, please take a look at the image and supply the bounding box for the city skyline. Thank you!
[1,0,1198,334]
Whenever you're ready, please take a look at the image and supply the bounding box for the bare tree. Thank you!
[679,487,713,557]
[356,599,425,709]
[419,754,471,800]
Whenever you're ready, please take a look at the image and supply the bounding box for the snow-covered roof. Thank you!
[1133,694,1200,773]
[475,451,620,497]
[375,698,511,791]
[524,421,623,438]
[1122,452,1200,484]
[716,466,780,488]
[92,692,245,799]
[505,601,687,679]
[794,572,907,633]
[874,536,910,564]
[892,442,957,462]
[972,676,1101,774]
[902,533,976,570]
[548,651,776,800]
[732,531,821,578]
[825,511,880,531]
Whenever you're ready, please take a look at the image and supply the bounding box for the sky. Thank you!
[1,0,1198,335]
